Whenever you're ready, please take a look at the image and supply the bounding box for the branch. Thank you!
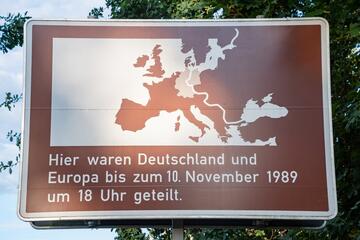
[0,92,22,111]
[0,12,31,53]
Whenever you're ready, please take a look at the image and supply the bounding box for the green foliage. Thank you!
[148,228,172,240]
[185,228,252,240]
[0,12,30,53]
[0,92,22,111]
[88,0,359,239]
[0,13,28,174]
[0,91,22,175]
[170,1,217,19]
[0,130,21,174]
[114,228,148,240]
[6,130,21,150]
[91,0,174,19]
[89,7,104,18]
[322,1,360,239]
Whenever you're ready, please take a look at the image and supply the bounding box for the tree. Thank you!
[0,12,29,173]
[0,12,29,53]
[89,0,360,239]
[114,227,148,240]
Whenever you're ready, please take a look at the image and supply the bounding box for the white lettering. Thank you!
[185,170,259,183]
[47,171,99,186]
[49,154,79,166]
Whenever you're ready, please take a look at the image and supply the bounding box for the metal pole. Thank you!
[172,219,184,240]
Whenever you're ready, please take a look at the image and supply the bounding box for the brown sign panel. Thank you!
[18,19,337,221]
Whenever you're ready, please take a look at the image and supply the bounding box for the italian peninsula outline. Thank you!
[115,29,288,145]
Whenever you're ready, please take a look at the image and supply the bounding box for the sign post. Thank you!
[18,18,336,227]
[172,220,184,240]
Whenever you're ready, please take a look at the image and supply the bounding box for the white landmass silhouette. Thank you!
[51,32,289,146]
[116,28,289,146]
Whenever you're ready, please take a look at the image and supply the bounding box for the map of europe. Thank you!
[114,28,289,146]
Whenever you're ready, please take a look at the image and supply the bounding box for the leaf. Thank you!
[305,8,324,17]
[350,23,360,37]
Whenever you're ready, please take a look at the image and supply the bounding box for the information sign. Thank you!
[18,18,337,222]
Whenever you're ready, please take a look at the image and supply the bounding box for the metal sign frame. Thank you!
[18,18,337,222]
[30,219,326,230]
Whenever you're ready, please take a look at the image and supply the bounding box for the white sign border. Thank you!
[18,18,337,222]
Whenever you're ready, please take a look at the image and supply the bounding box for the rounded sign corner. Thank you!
[17,205,30,222]
[314,17,330,30]
[24,19,37,33]
[326,204,338,220]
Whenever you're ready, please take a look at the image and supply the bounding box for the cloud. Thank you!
[0,103,22,139]
[0,0,105,18]
[0,193,28,231]
[0,47,23,93]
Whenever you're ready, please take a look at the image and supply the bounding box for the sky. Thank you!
[0,1,115,239]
